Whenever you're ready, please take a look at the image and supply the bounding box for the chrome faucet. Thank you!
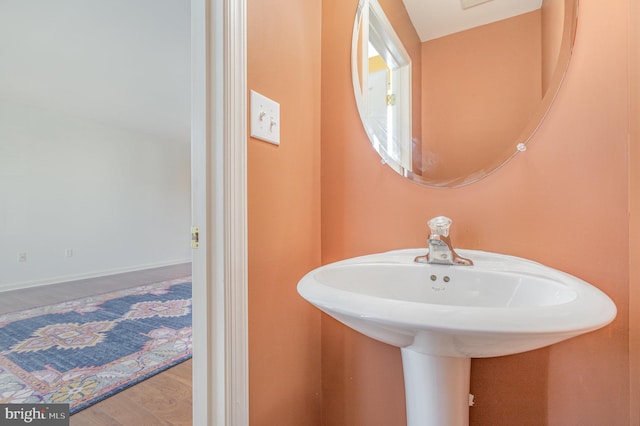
[414,216,473,266]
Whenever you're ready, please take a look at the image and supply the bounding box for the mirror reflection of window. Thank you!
[353,0,412,174]
[366,44,390,147]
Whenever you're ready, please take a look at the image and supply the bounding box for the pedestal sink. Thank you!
[297,249,617,426]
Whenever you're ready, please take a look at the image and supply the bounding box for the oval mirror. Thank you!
[352,0,578,187]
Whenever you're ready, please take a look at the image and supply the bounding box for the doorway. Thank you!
[0,0,247,423]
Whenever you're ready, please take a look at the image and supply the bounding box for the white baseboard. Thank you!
[0,258,192,293]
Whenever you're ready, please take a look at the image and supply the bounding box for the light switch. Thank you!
[250,90,280,145]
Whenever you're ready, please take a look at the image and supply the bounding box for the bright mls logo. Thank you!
[0,404,69,425]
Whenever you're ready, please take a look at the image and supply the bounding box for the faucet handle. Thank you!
[424,216,473,266]
[427,216,452,238]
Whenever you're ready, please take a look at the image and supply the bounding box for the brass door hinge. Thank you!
[191,226,199,249]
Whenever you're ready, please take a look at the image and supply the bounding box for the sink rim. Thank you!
[297,249,617,337]
[314,262,579,308]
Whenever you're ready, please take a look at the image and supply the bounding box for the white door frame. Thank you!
[191,0,248,425]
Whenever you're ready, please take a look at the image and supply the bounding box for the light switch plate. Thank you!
[250,90,280,145]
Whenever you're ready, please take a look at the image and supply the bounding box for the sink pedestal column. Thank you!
[401,349,471,426]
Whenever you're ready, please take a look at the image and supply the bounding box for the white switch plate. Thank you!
[250,90,280,145]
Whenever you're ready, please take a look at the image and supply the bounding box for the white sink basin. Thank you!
[298,249,616,358]
[298,249,617,426]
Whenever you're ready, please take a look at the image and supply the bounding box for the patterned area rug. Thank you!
[0,277,192,414]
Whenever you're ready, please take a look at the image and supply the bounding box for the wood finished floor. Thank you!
[0,263,192,314]
[70,359,192,426]
[0,264,193,425]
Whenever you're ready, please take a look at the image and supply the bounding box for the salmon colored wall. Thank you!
[541,0,565,94]
[629,0,640,422]
[321,1,630,425]
[421,11,541,183]
[247,0,322,424]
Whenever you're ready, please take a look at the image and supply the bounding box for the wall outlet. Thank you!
[17,252,27,262]
[64,248,73,257]
[250,90,280,145]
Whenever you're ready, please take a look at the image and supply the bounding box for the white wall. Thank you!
[0,100,191,290]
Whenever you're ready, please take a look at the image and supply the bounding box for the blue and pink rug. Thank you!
[0,277,192,414]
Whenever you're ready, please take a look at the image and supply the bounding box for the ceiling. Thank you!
[402,0,543,41]
[0,0,190,142]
